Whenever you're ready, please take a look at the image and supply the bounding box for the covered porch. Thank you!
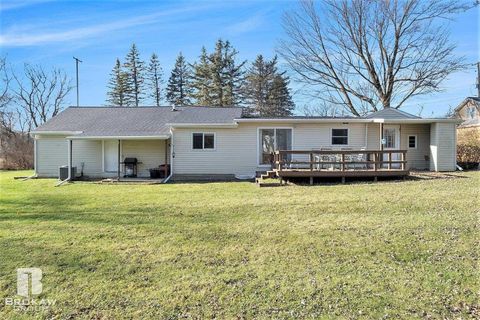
[63,135,172,183]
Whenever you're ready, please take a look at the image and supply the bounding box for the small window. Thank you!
[331,128,348,145]
[408,135,417,149]
[192,133,215,150]
[468,106,477,119]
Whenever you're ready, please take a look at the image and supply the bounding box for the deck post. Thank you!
[388,152,392,170]
[279,151,283,173]
[341,176,345,184]
[341,153,345,171]
[309,153,313,171]
[310,176,313,185]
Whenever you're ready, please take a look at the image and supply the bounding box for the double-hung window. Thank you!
[331,128,348,145]
[192,133,215,150]
[408,135,417,149]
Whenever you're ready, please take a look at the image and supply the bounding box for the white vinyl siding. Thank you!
[121,140,166,177]
[173,124,259,176]
[400,124,430,170]
[173,122,368,176]
[35,136,68,177]
[72,140,103,176]
[367,123,381,149]
[430,123,457,171]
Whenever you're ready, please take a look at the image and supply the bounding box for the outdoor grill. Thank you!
[123,157,138,178]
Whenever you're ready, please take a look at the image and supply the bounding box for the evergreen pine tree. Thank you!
[123,43,145,107]
[147,53,163,106]
[208,39,246,106]
[106,58,128,106]
[166,52,193,106]
[266,74,295,117]
[190,47,213,105]
[244,55,294,116]
[244,55,277,115]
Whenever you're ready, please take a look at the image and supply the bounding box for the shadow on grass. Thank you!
[408,172,469,181]
[0,191,181,227]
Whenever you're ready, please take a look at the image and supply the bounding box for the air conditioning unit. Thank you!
[59,166,76,180]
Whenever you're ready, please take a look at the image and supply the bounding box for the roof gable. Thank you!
[454,97,480,113]
[364,108,421,119]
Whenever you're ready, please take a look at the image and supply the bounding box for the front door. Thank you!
[104,140,119,172]
[383,125,400,168]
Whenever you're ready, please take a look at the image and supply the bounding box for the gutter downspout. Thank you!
[162,128,174,183]
[364,123,368,149]
[55,139,72,186]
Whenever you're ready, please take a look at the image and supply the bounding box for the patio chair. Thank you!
[351,148,367,170]
[320,147,334,170]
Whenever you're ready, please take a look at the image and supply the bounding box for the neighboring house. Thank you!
[31,106,460,181]
[453,97,480,129]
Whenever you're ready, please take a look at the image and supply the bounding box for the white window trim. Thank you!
[192,132,216,151]
[330,128,349,146]
[408,135,417,149]
[257,127,294,167]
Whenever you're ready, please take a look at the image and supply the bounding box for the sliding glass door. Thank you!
[259,128,292,165]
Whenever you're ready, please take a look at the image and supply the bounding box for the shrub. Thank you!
[0,129,33,170]
[457,127,480,166]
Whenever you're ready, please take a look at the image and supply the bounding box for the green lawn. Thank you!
[0,171,478,319]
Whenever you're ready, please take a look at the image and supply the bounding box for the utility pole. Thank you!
[73,57,82,106]
[477,62,480,98]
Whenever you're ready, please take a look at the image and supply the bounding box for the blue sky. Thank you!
[0,0,478,116]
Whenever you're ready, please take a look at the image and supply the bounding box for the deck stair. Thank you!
[255,170,280,187]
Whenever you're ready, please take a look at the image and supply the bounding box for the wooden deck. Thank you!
[258,149,409,185]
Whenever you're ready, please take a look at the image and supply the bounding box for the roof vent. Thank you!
[171,105,177,112]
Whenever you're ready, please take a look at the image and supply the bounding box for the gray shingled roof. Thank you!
[34,106,243,137]
[364,108,420,119]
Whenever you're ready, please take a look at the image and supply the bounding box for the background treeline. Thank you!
[107,39,295,117]
[0,57,72,169]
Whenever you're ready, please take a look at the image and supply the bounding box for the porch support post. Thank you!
[117,139,120,180]
[379,122,384,150]
[164,139,168,177]
[67,139,72,180]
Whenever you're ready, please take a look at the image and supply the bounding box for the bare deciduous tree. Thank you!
[279,0,471,116]
[0,57,14,128]
[13,64,73,127]
[0,60,72,169]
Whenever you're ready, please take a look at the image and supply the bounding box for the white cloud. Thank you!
[0,5,210,47]
[0,0,53,11]
[226,13,265,35]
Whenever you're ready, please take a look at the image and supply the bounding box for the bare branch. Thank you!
[278,0,471,115]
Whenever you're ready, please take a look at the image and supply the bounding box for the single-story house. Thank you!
[31,106,460,181]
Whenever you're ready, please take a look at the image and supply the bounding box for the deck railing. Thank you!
[272,149,407,172]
